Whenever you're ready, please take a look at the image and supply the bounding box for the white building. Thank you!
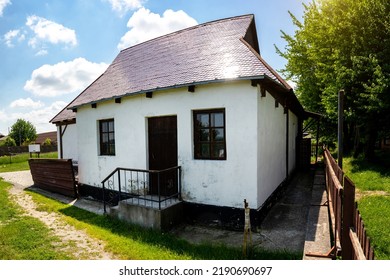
[51,14,312,229]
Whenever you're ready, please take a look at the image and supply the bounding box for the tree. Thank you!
[9,119,37,146]
[277,0,390,159]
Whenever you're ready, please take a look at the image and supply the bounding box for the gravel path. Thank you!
[0,171,114,260]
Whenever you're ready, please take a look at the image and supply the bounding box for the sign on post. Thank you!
[28,144,41,158]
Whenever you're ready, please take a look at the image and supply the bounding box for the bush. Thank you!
[3,137,16,147]
[43,138,52,146]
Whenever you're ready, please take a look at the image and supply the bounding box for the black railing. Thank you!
[101,166,182,213]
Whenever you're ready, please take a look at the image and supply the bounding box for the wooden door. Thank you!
[148,116,178,196]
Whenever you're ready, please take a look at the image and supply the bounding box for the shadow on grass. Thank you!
[58,205,300,260]
[349,150,390,177]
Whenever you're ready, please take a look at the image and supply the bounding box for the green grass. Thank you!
[0,179,72,259]
[28,189,300,260]
[343,150,390,260]
[0,152,58,173]
[343,151,390,192]
[357,196,390,260]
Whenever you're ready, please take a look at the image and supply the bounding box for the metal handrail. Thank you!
[102,166,182,213]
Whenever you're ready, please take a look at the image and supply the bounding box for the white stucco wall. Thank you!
[76,81,259,208]
[288,112,298,175]
[57,123,78,163]
[74,81,300,210]
[256,87,298,209]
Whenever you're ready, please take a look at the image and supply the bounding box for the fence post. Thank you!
[342,176,355,260]
[338,89,344,169]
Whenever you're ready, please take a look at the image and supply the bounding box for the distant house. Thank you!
[35,131,58,145]
[51,14,315,228]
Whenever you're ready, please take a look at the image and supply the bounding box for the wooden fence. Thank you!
[0,145,57,156]
[324,148,374,260]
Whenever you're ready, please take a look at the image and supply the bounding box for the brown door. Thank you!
[148,116,178,196]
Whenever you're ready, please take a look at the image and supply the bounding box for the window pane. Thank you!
[212,128,224,141]
[211,112,224,127]
[200,129,210,141]
[193,109,225,160]
[201,143,210,158]
[100,119,115,155]
[212,143,225,158]
[101,122,108,133]
[108,121,114,132]
[197,114,209,127]
[109,132,115,143]
[101,144,108,155]
[109,144,115,155]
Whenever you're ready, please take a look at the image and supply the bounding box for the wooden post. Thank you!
[338,90,344,169]
[243,199,252,257]
[342,176,356,260]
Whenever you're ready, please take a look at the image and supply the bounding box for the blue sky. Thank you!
[0,0,308,134]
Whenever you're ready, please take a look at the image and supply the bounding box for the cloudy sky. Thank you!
[0,0,307,134]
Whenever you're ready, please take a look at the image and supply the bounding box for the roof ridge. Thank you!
[119,14,254,53]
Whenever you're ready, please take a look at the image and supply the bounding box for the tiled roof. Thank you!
[50,105,76,124]
[51,14,296,123]
[35,131,57,144]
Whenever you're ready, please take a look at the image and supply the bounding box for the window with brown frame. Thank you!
[193,109,226,160]
[99,119,115,156]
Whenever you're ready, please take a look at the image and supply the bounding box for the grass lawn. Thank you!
[343,150,390,260]
[0,152,58,173]
[0,179,72,259]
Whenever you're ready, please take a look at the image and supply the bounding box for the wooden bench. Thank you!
[29,159,78,198]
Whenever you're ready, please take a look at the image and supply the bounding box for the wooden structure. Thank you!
[29,159,78,198]
[323,148,374,259]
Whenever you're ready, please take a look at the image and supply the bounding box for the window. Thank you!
[99,119,115,156]
[193,109,226,160]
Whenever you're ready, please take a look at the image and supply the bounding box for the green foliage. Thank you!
[278,0,390,156]
[43,138,52,146]
[9,119,37,146]
[0,137,17,147]
[4,137,16,147]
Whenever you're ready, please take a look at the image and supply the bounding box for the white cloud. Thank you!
[5,101,67,133]
[117,7,198,50]
[3,29,26,47]
[10,98,44,109]
[35,49,48,56]
[24,57,108,97]
[4,29,19,47]
[0,0,11,17]
[105,0,144,15]
[26,15,77,48]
